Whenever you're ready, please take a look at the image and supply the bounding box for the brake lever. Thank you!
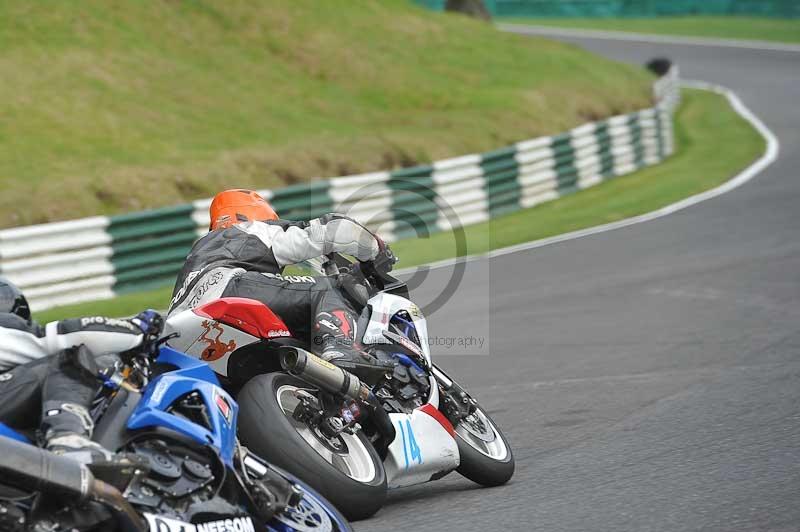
[129,332,181,386]
[140,331,180,361]
[156,331,180,348]
[322,252,340,277]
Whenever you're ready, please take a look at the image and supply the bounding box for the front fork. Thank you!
[432,364,478,426]
[236,445,304,521]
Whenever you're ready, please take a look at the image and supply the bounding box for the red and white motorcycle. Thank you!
[165,253,514,521]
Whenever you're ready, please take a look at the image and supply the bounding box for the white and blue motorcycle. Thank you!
[166,252,515,521]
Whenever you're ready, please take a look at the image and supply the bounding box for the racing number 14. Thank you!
[398,419,422,468]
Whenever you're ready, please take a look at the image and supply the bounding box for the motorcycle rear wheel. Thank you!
[238,373,387,521]
[455,405,515,486]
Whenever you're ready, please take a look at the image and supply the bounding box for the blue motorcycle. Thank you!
[0,343,351,532]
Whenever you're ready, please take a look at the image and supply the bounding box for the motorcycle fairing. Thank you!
[361,292,432,364]
[194,297,292,340]
[360,292,462,487]
[384,407,459,488]
[127,346,238,466]
[166,302,263,377]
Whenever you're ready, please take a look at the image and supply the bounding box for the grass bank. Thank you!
[0,0,654,228]
[499,17,800,44]
[34,88,766,322]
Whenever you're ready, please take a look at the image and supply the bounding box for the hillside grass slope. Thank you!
[0,0,653,227]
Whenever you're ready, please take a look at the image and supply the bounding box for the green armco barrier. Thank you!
[115,259,190,294]
[389,166,437,238]
[108,204,196,241]
[593,123,615,177]
[271,181,333,222]
[414,0,800,17]
[481,146,521,217]
[108,204,197,293]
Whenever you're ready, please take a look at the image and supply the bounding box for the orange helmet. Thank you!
[209,189,278,231]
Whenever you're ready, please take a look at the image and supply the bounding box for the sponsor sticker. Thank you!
[170,269,203,307]
[383,330,423,357]
[262,273,316,284]
[80,316,137,332]
[213,388,233,426]
[187,270,225,308]
[313,355,340,372]
[145,513,256,532]
[267,329,291,338]
[150,380,169,404]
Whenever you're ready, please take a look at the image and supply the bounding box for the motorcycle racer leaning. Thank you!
[168,189,396,382]
[0,276,163,464]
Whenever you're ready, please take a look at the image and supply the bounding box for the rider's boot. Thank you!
[314,310,393,385]
[314,309,397,455]
[42,403,114,464]
[39,347,117,465]
[43,403,146,494]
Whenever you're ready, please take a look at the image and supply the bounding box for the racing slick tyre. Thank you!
[237,373,387,521]
[454,405,515,486]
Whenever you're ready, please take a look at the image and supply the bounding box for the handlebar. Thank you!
[320,250,408,301]
[118,332,180,390]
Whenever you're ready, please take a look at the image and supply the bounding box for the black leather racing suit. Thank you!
[168,214,382,372]
[0,313,146,438]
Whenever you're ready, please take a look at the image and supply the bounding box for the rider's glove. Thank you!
[372,245,397,274]
[130,309,164,351]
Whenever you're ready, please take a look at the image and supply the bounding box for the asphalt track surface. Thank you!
[357,32,800,532]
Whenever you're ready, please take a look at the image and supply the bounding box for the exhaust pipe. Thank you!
[0,436,145,532]
[280,347,371,402]
[91,477,148,532]
[279,348,396,456]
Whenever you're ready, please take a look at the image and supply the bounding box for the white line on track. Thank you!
[497,23,800,53]
[395,81,780,276]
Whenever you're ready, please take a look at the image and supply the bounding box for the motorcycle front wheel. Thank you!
[269,472,353,532]
[454,405,515,486]
[238,373,387,521]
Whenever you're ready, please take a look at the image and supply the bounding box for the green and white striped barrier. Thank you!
[0,68,678,311]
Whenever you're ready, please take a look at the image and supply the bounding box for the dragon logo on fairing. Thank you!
[198,320,237,361]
